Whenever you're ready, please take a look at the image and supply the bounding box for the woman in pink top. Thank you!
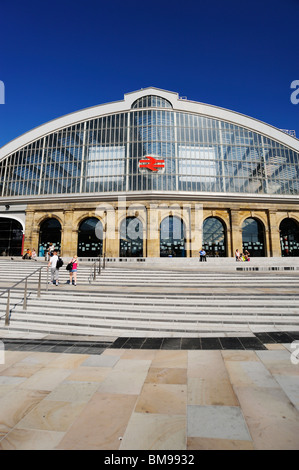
[69,255,78,286]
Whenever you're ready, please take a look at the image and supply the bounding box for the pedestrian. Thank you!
[47,243,54,261]
[48,249,59,286]
[39,245,45,258]
[66,255,78,285]
[31,248,37,261]
[199,248,207,262]
[69,255,78,286]
[235,249,241,261]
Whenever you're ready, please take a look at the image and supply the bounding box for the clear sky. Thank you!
[0,0,299,148]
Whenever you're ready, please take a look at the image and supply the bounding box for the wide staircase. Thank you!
[0,258,299,338]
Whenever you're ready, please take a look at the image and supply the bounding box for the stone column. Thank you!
[147,204,160,257]
[230,209,242,256]
[105,212,119,257]
[190,203,203,257]
[62,210,76,258]
[24,210,36,251]
[267,210,281,257]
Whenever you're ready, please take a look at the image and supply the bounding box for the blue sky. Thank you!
[0,0,299,147]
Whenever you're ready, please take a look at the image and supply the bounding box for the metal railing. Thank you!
[89,254,106,283]
[0,265,47,326]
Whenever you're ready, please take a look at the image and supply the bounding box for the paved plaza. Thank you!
[0,333,298,450]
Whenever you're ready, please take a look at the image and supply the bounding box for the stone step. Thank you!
[4,320,260,337]
[1,259,298,338]
[6,315,299,338]
[10,305,299,320]
[1,291,298,308]
[2,298,298,313]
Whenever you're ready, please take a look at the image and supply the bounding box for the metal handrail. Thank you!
[0,265,47,326]
[89,254,107,283]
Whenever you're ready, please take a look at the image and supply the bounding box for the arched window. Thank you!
[242,217,265,257]
[280,218,299,257]
[131,95,172,109]
[202,217,227,257]
[119,217,143,257]
[38,218,61,256]
[78,217,103,257]
[0,218,23,256]
[160,216,186,257]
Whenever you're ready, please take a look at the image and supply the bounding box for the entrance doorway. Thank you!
[160,216,186,257]
[242,217,265,257]
[280,218,299,256]
[120,217,143,257]
[202,217,227,257]
[78,217,103,257]
[0,218,23,256]
[38,218,61,256]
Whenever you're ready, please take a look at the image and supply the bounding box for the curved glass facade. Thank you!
[1,95,299,198]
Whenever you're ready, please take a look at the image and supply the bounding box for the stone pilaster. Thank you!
[267,210,281,257]
[146,204,160,257]
[230,209,242,256]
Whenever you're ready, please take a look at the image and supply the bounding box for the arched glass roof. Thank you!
[0,88,298,200]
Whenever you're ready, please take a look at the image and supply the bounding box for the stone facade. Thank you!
[22,199,299,258]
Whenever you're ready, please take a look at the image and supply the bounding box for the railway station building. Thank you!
[0,87,299,259]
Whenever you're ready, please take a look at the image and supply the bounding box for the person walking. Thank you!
[199,248,207,262]
[48,249,59,286]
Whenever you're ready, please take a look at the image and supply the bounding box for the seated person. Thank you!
[22,249,32,259]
